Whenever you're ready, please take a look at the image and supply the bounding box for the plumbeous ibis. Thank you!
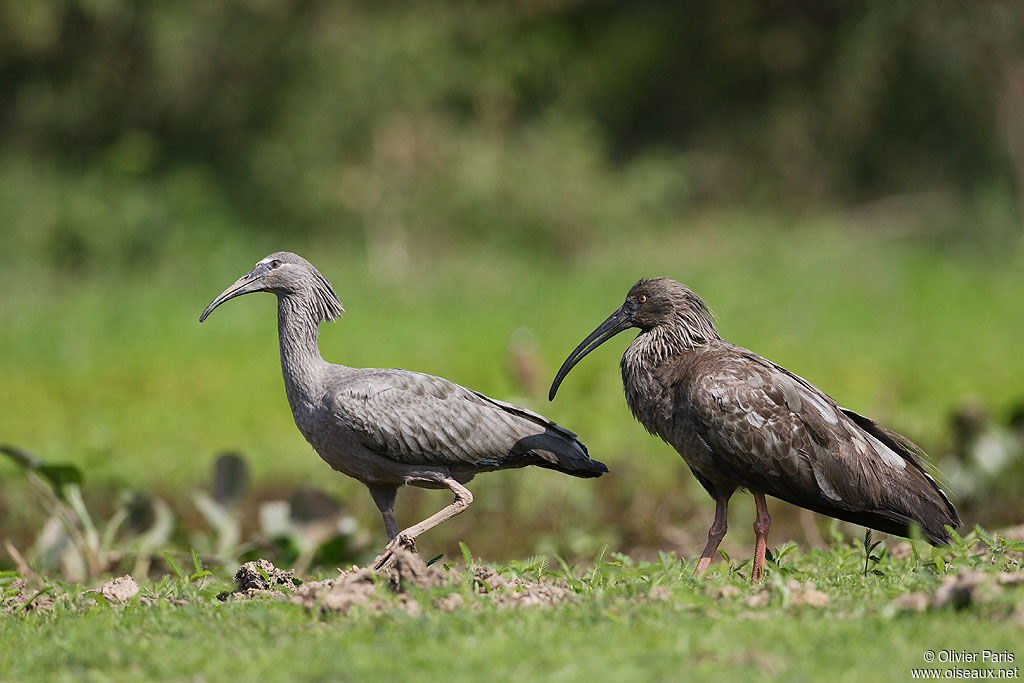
[201,252,607,569]
[549,277,960,580]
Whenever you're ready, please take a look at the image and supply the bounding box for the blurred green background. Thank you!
[1,1,1023,572]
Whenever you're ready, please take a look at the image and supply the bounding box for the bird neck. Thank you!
[623,321,719,371]
[276,295,331,412]
[620,323,718,433]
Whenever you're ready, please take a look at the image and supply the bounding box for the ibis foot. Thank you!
[372,534,418,571]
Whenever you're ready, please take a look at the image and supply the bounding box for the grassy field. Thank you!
[2,529,1023,682]
[2,218,1023,563]
[2,219,1024,680]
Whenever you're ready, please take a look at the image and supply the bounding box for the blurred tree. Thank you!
[0,0,1020,267]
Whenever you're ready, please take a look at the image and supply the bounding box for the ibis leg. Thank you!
[694,493,731,576]
[368,484,400,541]
[751,492,771,582]
[373,478,473,570]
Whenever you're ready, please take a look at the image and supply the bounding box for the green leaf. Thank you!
[163,551,186,582]
[38,464,83,490]
[554,555,579,584]
[0,444,42,469]
[459,541,473,567]
[190,549,204,576]
[974,524,995,549]
[731,559,750,575]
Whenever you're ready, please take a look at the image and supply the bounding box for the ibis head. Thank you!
[549,277,718,400]
[200,251,344,323]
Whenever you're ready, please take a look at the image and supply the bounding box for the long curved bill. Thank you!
[549,303,636,400]
[199,271,262,322]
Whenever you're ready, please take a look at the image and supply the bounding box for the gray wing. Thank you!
[327,369,603,476]
[686,347,958,542]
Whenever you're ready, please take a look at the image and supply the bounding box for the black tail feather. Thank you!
[513,430,608,478]
[788,495,955,545]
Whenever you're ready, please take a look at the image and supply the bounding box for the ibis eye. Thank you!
[270,259,282,269]
[637,295,647,304]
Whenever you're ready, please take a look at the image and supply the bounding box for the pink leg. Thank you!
[751,492,771,582]
[694,493,731,576]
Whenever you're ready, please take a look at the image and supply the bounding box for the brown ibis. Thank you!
[549,277,960,580]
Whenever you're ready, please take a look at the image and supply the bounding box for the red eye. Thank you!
[638,295,647,304]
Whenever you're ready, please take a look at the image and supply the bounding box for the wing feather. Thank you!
[326,369,601,476]
[685,347,958,540]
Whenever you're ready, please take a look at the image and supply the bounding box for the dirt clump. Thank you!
[932,571,1013,610]
[222,554,577,613]
[3,579,56,614]
[292,567,378,614]
[471,566,508,593]
[745,589,771,608]
[234,559,297,592]
[294,552,453,615]
[386,550,451,592]
[434,592,464,612]
[647,585,672,601]
[99,575,139,603]
[788,580,830,607]
[889,591,930,613]
[743,579,829,609]
[1,577,27,612]
[81,575,140,604]
[709,584,742,600]
[471,565,574,608]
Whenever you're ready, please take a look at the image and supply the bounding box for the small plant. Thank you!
[507,555,549,580]
[159,550,221,601]
[862,529,885,577]
[1,444,174,582]
[459,541,475,568]
[973,524,1024,565]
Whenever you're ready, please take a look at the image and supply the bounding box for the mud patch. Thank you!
[932,571,1017,610]
[434,592,464,612]
[387,550,451,592]
[292,567,378,614]
[218,559,300,601]
[788,581,830,607]
[888,591,930,613]
[81,575,140,604]
[471,565,574,608]
[235,559,297,592]
[744,579,830,609]
[2,579,56,614]
[708,584,742,600]
[220,554,577,613]
[885,570,1024,613]
[294,552,455,615]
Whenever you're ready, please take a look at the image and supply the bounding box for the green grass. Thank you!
[2,532,1023,681]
